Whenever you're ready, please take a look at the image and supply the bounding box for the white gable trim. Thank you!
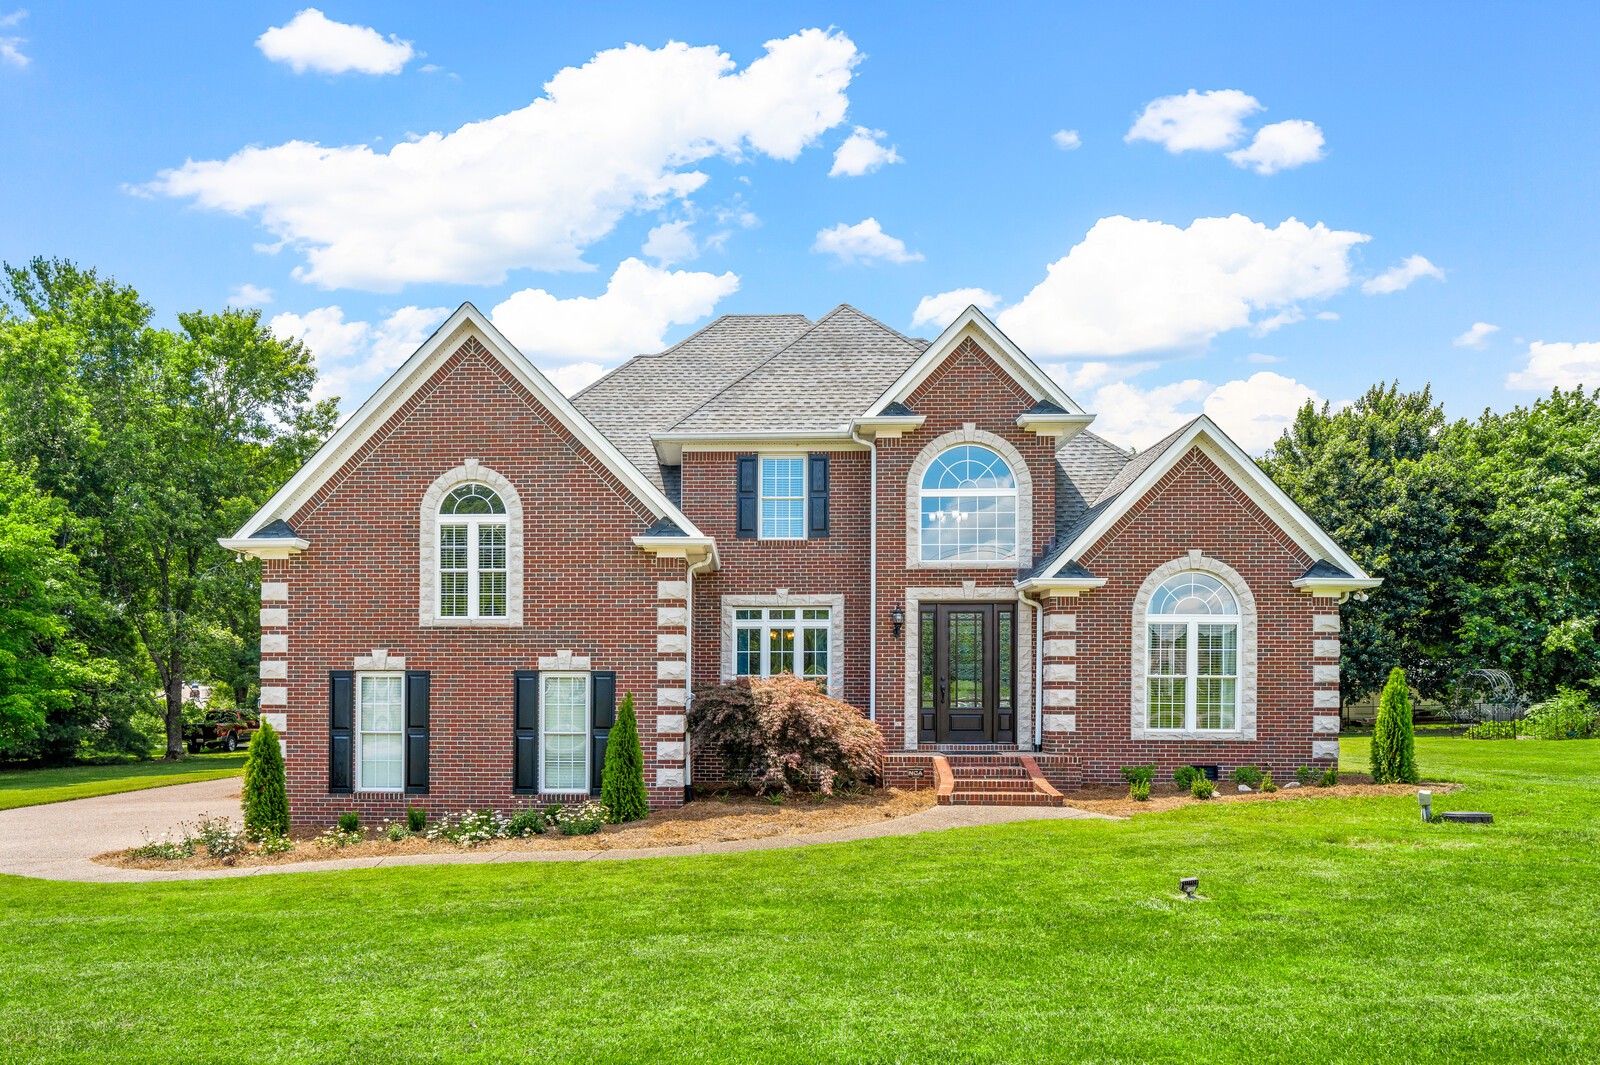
[1034,416,1376,583]
[228,303,706,541]
[864,306,1090,422]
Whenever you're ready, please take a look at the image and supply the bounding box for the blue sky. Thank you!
[4,2,1599,451]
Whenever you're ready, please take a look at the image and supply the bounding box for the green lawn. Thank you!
[0,753,245,811]
[2,737,1597,1064]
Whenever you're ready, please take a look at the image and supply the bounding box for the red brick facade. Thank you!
[255,319,1350,827]
[262,339,688,828]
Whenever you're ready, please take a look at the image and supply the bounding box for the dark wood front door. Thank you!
[918,603,1017,744]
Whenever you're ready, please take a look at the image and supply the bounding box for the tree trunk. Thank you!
[163,650,186,760]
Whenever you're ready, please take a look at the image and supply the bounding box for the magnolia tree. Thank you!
[688,675,881,795]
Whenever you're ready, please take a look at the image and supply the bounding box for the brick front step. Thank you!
[881,750,1083,800]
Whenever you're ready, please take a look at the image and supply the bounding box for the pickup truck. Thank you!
[184,709,259,753]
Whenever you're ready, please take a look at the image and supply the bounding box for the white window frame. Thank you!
[354,671,404,793]
[539,671,591,795]
[435,486,508,617]
[758,455,807,540]
[1145,616,1239,732]
[1129,556,1258,742]
[732,606,832,683]
[418,463,523,628]
[720,595,844,698]
[916,443,1021,565]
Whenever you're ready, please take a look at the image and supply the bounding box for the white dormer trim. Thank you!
[1031,415,1377,586]
[864,306,1092,432]
[222,303,709,548]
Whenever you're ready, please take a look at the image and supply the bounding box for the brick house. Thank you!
[223,302,1379,825]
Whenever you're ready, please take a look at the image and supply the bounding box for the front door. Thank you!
[918,603,1017,744]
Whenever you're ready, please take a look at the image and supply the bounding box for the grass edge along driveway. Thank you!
[1,737,1598,1064]
[0,752,245,811]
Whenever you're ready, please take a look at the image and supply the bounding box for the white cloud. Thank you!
[1454,321,1500,348]
[147,29,861,291]
[490,257,738,365]
[1226,119,1325,174]
[813,218,923,265]
[643,221,697,266]
[545,362,609,396]
[829,126,902,177]
[270,304,448,406]
[0,8,27,68]
[256,9,415,76]
[997,214,1369,357]
[1362,254,1444,295]
[1245,352,1284,364]
[1126,89,1261,152]
[228,283,275,306]
[1315,310,1340,321]
[1203,372,1321,453]
[1252,307,1304,335]
[1052,129,1082,151]
[1085,371,1321,454]
[1506,341,1600,391]
[910,287,1001,331]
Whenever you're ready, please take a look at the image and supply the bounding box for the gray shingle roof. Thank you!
[1055,430,1129,535]
[668,304,928,434]
[571,314,812,488]
[1299,559,1352,580]
[1027,419,1200,578]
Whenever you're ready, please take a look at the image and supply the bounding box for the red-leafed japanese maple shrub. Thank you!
[688,675,882,795]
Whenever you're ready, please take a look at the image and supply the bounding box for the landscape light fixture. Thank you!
[1418,790,1433,823]
[890,604,905,637]
[1179,876,1199,899]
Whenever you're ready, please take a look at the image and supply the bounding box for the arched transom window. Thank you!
[919,444,1018,563]
[438,483,508,619]
[1146,571,1238,730]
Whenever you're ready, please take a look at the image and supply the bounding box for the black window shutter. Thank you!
[404,670,430,794]
[736,454,758,538]
[513,670,539,793]
[329,670,353,793]
[807,452,830,539]
[590,670,617,795]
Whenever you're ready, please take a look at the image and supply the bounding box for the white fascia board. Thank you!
[863,306,1087,418]
[232,303,707,541]
[1034,416,1375,582]
[852,414,927,434]
[1014,576,1108,596]
[1292,577,1384,595]
[1015,411,1096,437]
[217,536,310,560]
[652,430,866,464]
[631,535,718,568]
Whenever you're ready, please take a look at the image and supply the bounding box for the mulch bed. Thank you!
[97,787,938,871]
[1058,778,1459,818]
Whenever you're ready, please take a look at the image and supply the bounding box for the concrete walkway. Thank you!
[0,779,1115,884]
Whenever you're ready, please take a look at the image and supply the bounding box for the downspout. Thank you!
[683,551,716,792]
[850,424,877,720]
[1021,590,1044,751]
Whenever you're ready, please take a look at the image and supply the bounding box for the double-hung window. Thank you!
[759,457,806,539]
[1145,572,1239,731]
[540,672,590,793]
[438,483,508,619]
[356,673,404,791]
[733,607,830,686]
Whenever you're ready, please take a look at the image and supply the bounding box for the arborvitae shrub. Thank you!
[1371,666,1419,784]
[241,720,288,841]
[600,692,650,823]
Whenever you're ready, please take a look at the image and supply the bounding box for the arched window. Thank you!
[438,483,508,619]
[1145,571,1238,730]
[919,444,1018,563]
